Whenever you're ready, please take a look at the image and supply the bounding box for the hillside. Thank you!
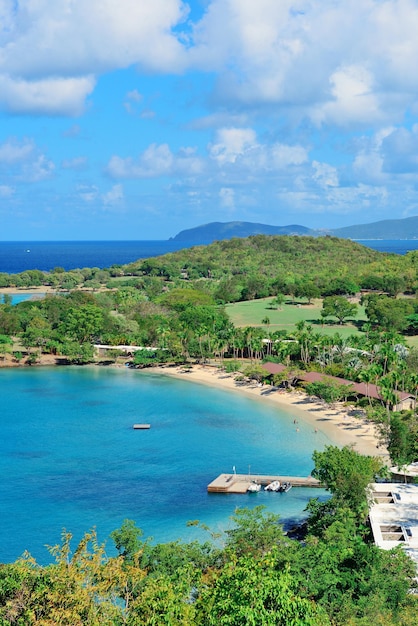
[332,215,418,239]
[170,221,313,243]
[128,234,400,287]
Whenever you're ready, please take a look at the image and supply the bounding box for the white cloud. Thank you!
[209,128,257,164]
[102,184,124,206]
[312,161,339,188]
[21,155,55,182]
[190,0,418,127]
[2,0,418,125]
[0,137,55,182]
[0,138,34,163]
[106,144,203,179]
[0,0,188,114]
[0,74,95,116]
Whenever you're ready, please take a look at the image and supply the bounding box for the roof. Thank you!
[261,362,287,375]
[299,371,413,402]
[369,483,418,573]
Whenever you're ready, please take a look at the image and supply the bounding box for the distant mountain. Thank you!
[170,215,418,244]
[170,221,314,243]
[331,216,418,240]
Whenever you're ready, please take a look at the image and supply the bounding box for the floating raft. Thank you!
[207,473,321,494]
[132,424,151,430]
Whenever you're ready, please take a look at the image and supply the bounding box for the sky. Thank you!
[2,0,418,240]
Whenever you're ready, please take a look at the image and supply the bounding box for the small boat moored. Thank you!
[247,482,261,493]
[280,481,292,492]
[264,480,281,492]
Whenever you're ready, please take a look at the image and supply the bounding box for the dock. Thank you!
[207,473,321,494]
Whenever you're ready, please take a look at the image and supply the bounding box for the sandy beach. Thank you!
[149,364,389,461]
[0,349,389,459]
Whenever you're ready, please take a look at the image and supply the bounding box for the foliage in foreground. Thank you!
[0,447,417,626]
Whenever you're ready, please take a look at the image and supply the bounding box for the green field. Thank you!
[225,297,367,339]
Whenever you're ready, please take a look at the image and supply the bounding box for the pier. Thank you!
[207,473,321,494]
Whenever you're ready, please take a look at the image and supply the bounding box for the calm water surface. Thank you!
[0,366,330,563]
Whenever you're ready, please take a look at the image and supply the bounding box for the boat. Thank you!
[279,481,292,492]
[132,424,151,429]
[247,482,261,493]
[264,480,281,492]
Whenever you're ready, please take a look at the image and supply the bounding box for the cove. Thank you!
[0,366,330,563]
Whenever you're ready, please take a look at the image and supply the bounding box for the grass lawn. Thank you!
[225,297,367,338]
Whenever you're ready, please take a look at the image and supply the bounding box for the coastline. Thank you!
[0,353,389,460]
[147,364,389,461]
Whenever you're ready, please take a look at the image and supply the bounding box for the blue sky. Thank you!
[2,0,418,240]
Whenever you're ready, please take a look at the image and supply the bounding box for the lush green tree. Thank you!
[321,296,358,324]
[311,445,384,520]
[305,380,354,405]
[195,550,329,626]
[363,294,414,332]
[110,518,143,564]
[61,305,105,343]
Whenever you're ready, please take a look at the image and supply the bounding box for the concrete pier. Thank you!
[207,473,321,494]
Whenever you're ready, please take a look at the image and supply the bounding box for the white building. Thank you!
[369,483,418,576]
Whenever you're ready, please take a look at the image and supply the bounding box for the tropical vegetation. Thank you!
[1,234,418,622]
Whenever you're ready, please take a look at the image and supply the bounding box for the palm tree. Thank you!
[358,367,374,406]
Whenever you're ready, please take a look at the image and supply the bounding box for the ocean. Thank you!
[0,366,330,564]
[0,239,417,274]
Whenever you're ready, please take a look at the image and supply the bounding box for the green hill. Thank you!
[170,221,313,243]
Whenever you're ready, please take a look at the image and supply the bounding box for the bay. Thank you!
[0,366,330,564]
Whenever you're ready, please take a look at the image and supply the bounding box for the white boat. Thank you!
[247,482,261,493]
[264,480,281,492]
[280,481,292,492]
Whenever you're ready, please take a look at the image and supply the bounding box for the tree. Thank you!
[62,305,105,343]
[321,296,358,324]
[110,519,143,564]
[195,551,329,626]
[311,445,384,520]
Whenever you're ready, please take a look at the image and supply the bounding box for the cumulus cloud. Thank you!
[0,138,34,163]
[0,137,55,182]
[209,128,257,164]
[312,161,339,188]
[208,127,308,171]
[0,0,188,114]
[106,144,203,179]
[0,74,95,116]
[2,0,418,125]
[190,0,418,127]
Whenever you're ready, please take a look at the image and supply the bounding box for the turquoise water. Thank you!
[0,293,45,305]
[0,367,330,563]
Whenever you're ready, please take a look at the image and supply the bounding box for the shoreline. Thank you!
[146,364,389,460]
[0,354,389,460]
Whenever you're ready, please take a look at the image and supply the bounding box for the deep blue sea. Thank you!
[0,240,191,274]
[0,366,330,564]
[0,239,417,274]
